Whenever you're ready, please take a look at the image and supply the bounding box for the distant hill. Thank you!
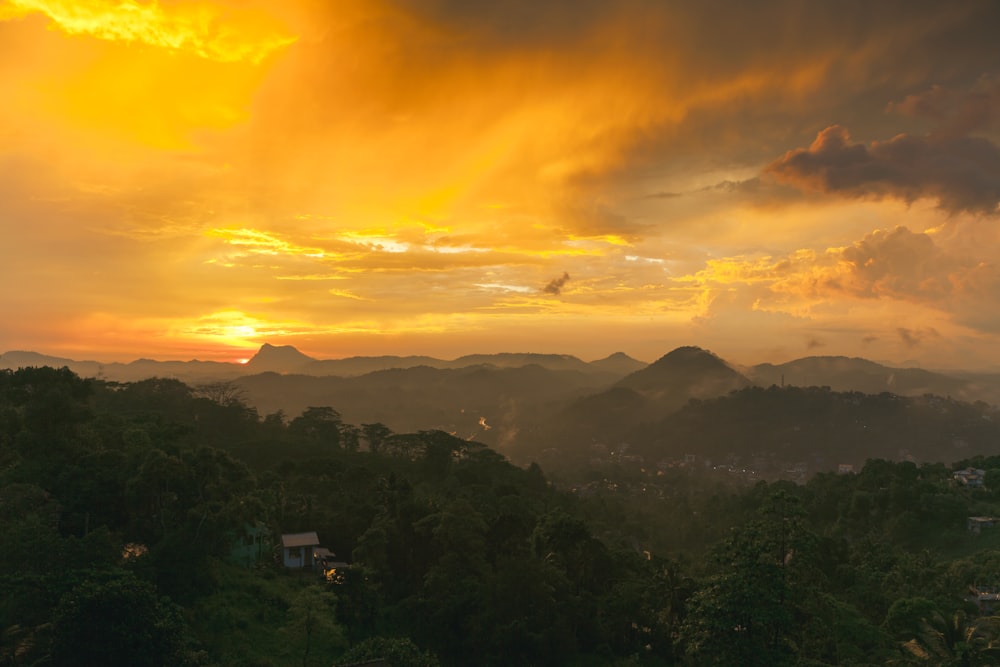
[301,351,636,377]
[1,350,84,369]
[748,356,981,401]
[517,347,750,458]
[115,359,244,382]
[616,346,751,400]
[0,344,643,383]
[304,355,445,377]
[452,352,590,372]
[9,342,1000,473]
[235,364,619,450]
[8,343,1000,403]
[589,352,647,376]
[0,351,243,383]
[244,343,317,374]
[627,384,1000,473]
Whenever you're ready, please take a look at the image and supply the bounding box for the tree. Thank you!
[279,586,344,667]
[681,525,796,666]
[194,381,246,408]
[680,490,818,666]
[50,574,199,667]
[290,407,344,448]
[337,637,440,667]
[885,598,1000,666]
[362,422,393,454]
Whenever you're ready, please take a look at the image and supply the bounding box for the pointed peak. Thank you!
[617,345,748,394]
[245,343,317,373]
[589,351,647,376]
[646,346,726,369]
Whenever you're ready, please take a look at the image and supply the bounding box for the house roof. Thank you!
[281,531,320,548]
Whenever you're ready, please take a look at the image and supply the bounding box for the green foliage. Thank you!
[337,636,440,667]
[50,573,200,667]
[7,366,1000,666]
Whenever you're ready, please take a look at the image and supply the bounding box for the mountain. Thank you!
[627,384,1000,475]
[10,342,1000,473]
[235,363,617,450]
[616,346,751,400]
[1,350,105,378]
[0,345,642,383]
[747,356,974,399]
[452,352,590,372]
[304,355,445,377]
[588,352,647,376]
[1,350,79,368]
[243,343,317,374]
[517,347,751,460]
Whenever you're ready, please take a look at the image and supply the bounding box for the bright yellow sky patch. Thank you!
[2,0,295,63]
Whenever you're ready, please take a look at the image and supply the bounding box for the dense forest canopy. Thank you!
[4,366,1000,665]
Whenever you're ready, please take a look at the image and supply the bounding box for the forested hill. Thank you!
[8,366,1000,665]
[508,384,1000,477]
[628,385,1000,472]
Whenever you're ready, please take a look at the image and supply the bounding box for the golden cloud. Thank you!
[2,0,296,63]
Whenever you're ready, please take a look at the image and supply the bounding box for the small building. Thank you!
[229,522,271,568]
[838,464,855,474]
[967,516,999,534]
[281,531,321,569]
[954,467,986,487]
[970,585,1000,613]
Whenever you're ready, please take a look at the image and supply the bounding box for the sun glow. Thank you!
[1,0,296,63]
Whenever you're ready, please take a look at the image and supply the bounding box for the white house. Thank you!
[281,531,321,569]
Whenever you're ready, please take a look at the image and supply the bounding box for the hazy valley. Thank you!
[8,343,1000,480]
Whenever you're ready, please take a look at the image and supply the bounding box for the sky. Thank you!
[3,0,1000,368]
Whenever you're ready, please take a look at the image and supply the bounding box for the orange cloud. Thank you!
[765,124,1000,215]
[1,0,295,63]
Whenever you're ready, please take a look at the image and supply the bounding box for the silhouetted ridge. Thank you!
[245,343,317,373]
[616,346,749,395]
[589,352,647,375]
[748,355,970,397]
[453,352,588,372]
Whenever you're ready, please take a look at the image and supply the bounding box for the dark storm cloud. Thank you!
[889,74,1000,138]
[765,124,1000,215]
[543,272,571,295]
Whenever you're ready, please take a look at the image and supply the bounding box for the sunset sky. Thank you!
[3,0,1000,368]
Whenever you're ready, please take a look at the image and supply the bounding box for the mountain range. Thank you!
[4,343,1000,408]
[5,343,1000,471]
[0,344,647,382]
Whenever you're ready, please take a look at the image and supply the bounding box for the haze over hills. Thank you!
[617,346,751,399]
[5,343,1000,396]
[0,345,647,381]
[4,343,1000,407]
[5,342,1000,474]
[746,356,974,401]
[0,350,244,383]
